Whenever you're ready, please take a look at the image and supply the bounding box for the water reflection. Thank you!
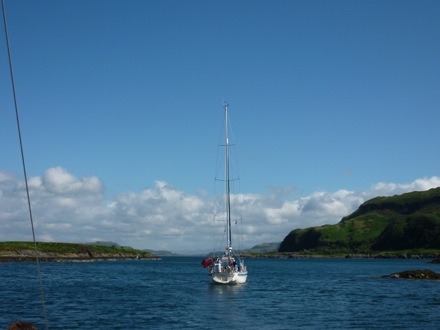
[208,282,247,295]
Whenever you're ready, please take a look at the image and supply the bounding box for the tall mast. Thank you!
[224,103,232,254]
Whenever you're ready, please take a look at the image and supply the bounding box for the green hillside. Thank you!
[278,187,440,255]
[0,241,158,262]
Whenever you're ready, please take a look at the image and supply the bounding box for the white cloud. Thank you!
[0,171,15,182]
[371,177,440,195]
[41,167,103,194]
[0,167,439,253]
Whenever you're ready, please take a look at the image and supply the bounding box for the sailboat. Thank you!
[201,103,248,284]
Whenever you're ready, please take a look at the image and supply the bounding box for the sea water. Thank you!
[1,257,439,329]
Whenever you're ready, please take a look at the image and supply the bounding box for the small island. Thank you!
[382,269,440,280]
[0,241,159,262]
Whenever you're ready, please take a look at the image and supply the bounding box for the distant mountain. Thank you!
[93,241,176,257]
[143,249,179,257]
[246,242,280,253]
[279,187,440,254]
[93,241,131,249]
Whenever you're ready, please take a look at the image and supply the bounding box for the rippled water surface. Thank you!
[1,257,439,329]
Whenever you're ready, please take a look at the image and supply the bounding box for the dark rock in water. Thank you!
[430,257,440,264]
[383,269,440,280]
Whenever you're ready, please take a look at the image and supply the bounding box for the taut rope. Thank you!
[1,1,49,329]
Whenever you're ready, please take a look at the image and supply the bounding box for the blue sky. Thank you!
[1,1,439,253]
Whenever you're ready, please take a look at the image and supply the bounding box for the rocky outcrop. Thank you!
[382,269,440,280]
[430,257,440,264]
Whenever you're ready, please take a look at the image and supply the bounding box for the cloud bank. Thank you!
[1,166,439,253]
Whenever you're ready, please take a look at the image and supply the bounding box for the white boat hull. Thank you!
[211,270,248,285]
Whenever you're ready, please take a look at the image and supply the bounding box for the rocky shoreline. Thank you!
[0,256,160,262]
[0,250,160,262]
[244,253,440,260]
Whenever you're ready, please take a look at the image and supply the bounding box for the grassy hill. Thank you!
[0,241,159,262]
[278,187,440,256]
